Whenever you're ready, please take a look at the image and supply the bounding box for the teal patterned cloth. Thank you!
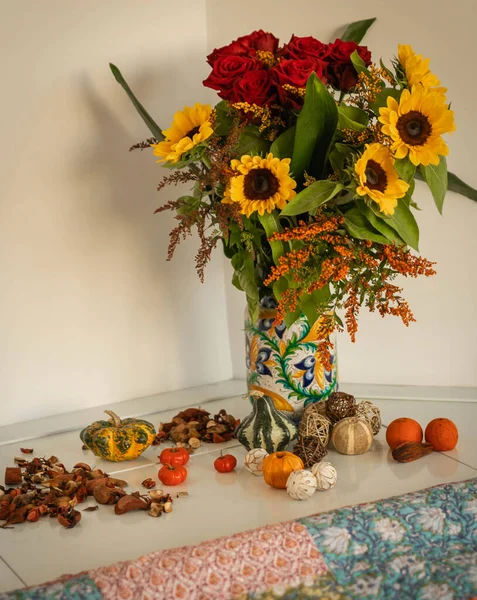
[0,575,102,600]
[2,479,477,599]
[300,479,477,599]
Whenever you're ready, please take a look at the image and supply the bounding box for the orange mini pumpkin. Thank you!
[262,451,304,489]
[386,418,423,450]
[425,418,458,451]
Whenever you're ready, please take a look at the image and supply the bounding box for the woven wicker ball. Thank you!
[299,405,332,448]
[293,435,328,468]
[356,401,381,436]
[326,391,357,424]
[331,417,373,455]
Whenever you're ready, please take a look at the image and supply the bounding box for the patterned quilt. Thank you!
[3,478,477,600]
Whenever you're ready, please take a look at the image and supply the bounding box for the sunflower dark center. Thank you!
[396,110,432,146]
[186,126,200,139]
[365,160,387,192]
[243,168,279,200]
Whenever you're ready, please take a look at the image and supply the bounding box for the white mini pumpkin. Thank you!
[244,448,269,475]
[311,461,337,491]
[286,470,317,500]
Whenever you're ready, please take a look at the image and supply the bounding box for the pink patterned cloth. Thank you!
[90,521,328,600]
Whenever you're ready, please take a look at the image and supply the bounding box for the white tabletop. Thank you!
[0,383,475,592]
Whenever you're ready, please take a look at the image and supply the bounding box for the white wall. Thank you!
[206,0,477,386]
[0,1,232,426]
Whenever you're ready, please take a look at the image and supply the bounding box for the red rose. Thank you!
[326,39,372,91]
[237,30,280,54]
[206,30,280,66]
[203,55,261,101]
[272,58,327,109]
[233,69,276,106]
[206,40,251,66]
[281,35,329,61]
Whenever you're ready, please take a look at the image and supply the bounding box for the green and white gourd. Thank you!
[235,394,298,453]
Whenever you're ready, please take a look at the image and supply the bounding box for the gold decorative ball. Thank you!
[299,404,332,448]
[331,417,373,455]
[356,401,381,436]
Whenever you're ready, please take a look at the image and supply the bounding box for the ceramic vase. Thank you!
[245,298,338,416]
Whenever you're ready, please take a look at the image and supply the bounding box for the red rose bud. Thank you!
[206,40,251,66]
[238,30,280,54]
[272,58,327,109]
[203,55,261,101]
[326,39,372,91]
[233,70,276,107]
[206,31,279,67]
[281,35,329,61]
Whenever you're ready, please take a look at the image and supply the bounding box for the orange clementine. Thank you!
[425,418,458,451]
[386,417,423,450]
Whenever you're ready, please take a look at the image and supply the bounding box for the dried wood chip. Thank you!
[5,468,22,485]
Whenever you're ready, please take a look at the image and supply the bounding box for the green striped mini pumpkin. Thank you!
[235,395,298,453]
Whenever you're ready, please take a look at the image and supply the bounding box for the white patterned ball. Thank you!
[286,470,317,501]
[244,448,269,475]
[310,461,337,491]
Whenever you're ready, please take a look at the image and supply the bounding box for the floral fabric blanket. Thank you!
[3,478,477,600]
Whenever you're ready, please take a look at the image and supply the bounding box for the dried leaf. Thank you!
[73,462,92,471]
[141,478,156,490]
[114,495,148,515]
[149,489,165,501]
[57,508,81,528]
[20,448,34,454]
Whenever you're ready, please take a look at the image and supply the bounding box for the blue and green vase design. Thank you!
[245,297,338,415]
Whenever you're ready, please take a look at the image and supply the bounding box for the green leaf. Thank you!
[258,212,286,265]
[337,105,369,132]
[231,252,259,300]
[357,201,405,245]
[284,307,302,328]
[350,50,369,76]
[394,158,416,183]
[340,17,376,44]
[214,100,233,136]
[329,143,353,172]
[300,287,331,325]
[270,126,296,159]
[175,196,200,216]
[109,63,164,141]
[272,277,288,301]
[447,171,477,202]
[246,295,259,323]
[369,87,401,115]
[291,73,338,179]
[281,180,343,216]
[386,202,419,250]
[421,157,448,214]
[344,208,389,244]
[236,126,270,156]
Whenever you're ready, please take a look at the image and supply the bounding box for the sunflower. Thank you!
[379,86,455,166]
[153,103,213,164]
[223,153,296,217]
[355,143,410,215]
[398,44,442,89]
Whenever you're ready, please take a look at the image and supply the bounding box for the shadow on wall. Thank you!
[70,67,222,389]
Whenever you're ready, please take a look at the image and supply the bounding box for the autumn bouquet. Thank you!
[111,18,475,367]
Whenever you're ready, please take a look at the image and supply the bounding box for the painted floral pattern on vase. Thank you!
[245,298,338,415]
